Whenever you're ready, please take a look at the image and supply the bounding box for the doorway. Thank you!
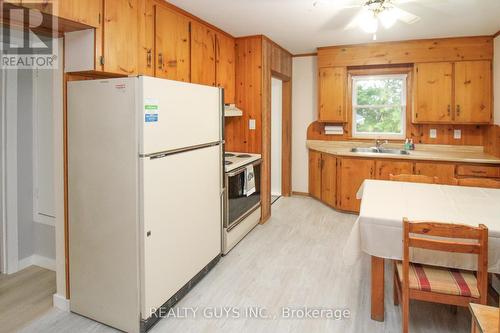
[271,78,283,205]
[0,33,62,330]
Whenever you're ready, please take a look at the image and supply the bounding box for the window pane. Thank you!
[355,107,403,134]
[355,78,403,106]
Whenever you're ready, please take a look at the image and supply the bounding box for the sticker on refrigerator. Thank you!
[144,98,160,113]
[145,114,158,123]
[144,98,159,123]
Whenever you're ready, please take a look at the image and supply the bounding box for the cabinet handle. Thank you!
[158,53,163,70]
[456,105,461,117]
[447,105,451,117]
[338,106,342,115]
[147,49,152,68]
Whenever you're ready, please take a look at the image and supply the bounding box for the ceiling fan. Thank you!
[315,0,425,40]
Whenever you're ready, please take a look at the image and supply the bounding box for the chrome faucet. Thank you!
[374,139,388,151]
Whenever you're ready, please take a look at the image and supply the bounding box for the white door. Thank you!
[139,77,222,156]
[140,145,222,317]
[271,78,282,197]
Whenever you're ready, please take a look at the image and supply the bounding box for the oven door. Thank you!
[225,160,261,230]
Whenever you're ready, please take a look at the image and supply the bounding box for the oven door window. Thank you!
[227,165,261,228]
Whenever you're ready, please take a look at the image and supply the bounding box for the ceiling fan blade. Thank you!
[395,0,448,4]
[343,8,369,30]
[392,6,421,24]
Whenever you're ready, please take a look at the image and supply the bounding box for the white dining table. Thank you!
[343,179,500,322]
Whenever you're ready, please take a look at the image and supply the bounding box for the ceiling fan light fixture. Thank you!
[360,12,379,33]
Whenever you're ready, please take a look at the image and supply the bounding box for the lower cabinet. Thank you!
[321,154,337,207]
[308,151,322,200]
[338,158,375,212]
[308,151,336,206]
[375,160,413,180]
[414,162,456,184]
[308,150,500,213]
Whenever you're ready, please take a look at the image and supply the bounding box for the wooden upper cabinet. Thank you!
[215,33,235,104]
[321,154,336,207]
[103,0,138,75]
[309,150,322,200]
[137,0,154,76]
[338,158,374,212]
[58,0,102,28]
[414,62,453,123]
[454,61,492,124]
[414,162,456,185]
[155,5,190,82]
[375,160,413,180]
[191,21,216,87]
[319,67,346,123]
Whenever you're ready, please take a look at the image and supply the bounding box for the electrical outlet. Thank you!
[249,119,256,130]
[453,129,462,139]
[429,128,437,139]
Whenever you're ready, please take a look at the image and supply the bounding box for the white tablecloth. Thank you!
[343,180,500,273]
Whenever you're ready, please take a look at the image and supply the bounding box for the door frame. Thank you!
[271,74,292,198]
[1,66,20,275]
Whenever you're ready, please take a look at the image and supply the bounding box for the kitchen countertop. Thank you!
[307,140,500,165]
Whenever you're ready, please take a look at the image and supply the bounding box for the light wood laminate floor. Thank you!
[0,265,56,333]
[20,197,471,333]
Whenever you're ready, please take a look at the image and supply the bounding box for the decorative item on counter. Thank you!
[404,138,411,150]
[410,139,415,150]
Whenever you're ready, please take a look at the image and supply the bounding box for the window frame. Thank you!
[351,73,408,140]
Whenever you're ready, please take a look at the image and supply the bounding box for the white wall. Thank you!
[494,36,500,125]
[291,56,317,193]
[271,78,283,196]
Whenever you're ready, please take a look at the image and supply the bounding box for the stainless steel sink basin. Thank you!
[350,147,410,155]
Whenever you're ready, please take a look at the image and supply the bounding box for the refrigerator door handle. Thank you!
[142,142,221,159]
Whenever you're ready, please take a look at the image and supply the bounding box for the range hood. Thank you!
[224,104,243,117]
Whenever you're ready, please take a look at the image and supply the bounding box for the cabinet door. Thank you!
[414,162,456,185]
[216,33,235,104]
[137,0,154,76]
[309,151,322,200]
[319,67,346,123]
[103,0,138,75]
[155,5,190,82]
[338,158,374,212]
[191,21,216,87]
[375,160,413,180]
[59,0,102,27]
[321,154,336,207]
[454,61,492,124]
[414,62,453,123]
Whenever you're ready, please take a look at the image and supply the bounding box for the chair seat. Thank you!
[396,262,480,298]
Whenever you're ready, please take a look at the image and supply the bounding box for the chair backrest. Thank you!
[389,174,438,184]
[402,218,488,301]
[457,178,500,189]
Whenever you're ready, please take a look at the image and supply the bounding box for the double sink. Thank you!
[350,147,410,155]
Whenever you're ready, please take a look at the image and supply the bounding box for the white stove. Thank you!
[224,152,261,172]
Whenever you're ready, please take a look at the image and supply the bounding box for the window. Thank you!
[352,74,407,139]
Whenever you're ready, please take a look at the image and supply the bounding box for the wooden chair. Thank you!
[394,219,489,333]
[389,174,439,184]
[457,178,500,189]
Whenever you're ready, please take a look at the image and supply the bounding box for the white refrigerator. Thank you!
[68,76,224,333]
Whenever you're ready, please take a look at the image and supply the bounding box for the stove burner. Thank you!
[236,154,252,158]
[225,161,233,165]
[224,153,235,157]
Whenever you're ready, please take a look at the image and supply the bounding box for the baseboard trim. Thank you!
[17,254,56,272]
[53,293,70,312]
[292,191,310,197]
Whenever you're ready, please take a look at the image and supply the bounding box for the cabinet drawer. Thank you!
[456,165,500,178]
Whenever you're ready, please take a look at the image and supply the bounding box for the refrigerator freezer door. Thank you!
[140,145,222,318]
[139,77,222,156]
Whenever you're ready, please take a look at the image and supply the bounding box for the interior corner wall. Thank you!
[291,56,317,193]
[494,35,500,125]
